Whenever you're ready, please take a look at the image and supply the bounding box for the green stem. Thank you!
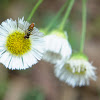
[80,0,87,53]
[59,0,75,31]
[45,0,69,33]
[27,0,43,22]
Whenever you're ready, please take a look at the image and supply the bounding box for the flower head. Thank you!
[43,29,72,64]
[54,53,96,87]
[0,17,44,70]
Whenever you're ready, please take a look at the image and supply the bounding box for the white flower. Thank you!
[54,53,97,87]
[43,30,72,64]
[0,17,44,70]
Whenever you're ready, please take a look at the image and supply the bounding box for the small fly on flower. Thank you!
[24,23,35,39]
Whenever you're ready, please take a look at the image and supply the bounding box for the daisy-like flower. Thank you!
[0,17,44,70]
[43,29,72,64]
[54,53,96,87]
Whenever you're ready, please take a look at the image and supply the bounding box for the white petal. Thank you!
[54,59,96,87]
[43,34,72,64]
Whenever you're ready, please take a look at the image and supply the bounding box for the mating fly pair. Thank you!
[24,23,35,39]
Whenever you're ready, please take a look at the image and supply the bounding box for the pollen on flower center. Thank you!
[6,31,31,56]
[65,64,86,75]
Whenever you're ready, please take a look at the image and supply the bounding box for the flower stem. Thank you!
[59,0,75,31]
[45,0,69,33]
[80,0,87,53]
[27,0,43,22]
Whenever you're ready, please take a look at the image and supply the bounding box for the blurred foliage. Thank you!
[0,81,8,100]
[0,0,9,9]
[89,16,100,38]
[0,0,99,100]
[22,88,45,100]
[65,21,80,51]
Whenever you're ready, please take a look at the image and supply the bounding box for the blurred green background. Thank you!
[0,0,100,100]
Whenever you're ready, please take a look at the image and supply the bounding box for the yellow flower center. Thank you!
[6,31,31,56]
[65,64,86,75]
